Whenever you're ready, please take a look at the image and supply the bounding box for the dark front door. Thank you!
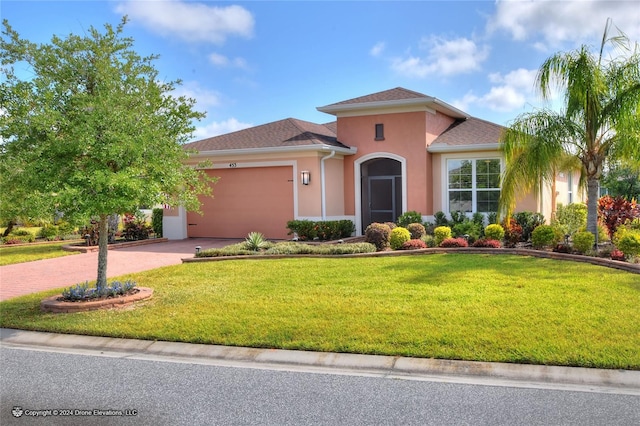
[361,158,402,232]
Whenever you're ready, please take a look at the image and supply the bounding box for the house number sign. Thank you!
[229,163,237,168]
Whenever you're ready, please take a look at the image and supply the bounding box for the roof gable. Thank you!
[317,87,468,119]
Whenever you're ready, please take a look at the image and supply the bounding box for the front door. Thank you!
[360,158,402,232]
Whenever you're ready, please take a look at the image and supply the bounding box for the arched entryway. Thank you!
[359,157,404,233]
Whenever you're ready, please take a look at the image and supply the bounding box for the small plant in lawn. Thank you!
[400,239,427,250]
[433,226,452,246]
[572,231,595,255]
[531,225,558,249]
[471,239,501,248]
[365,223,392,251]
[61,280,137,302]
[390,227,411,250]
[440,237,468,248]
[397,211,423,228]
[406,223,426,239]
[484,224,505,241]
[245,232,268,251]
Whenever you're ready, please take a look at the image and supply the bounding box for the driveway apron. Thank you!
[0,238,238,301]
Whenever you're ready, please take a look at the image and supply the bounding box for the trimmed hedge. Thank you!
[286,220,355,241]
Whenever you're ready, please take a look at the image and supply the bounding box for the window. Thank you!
[447,158,501,213]
[375,123,384,140]
[567,172,573,204]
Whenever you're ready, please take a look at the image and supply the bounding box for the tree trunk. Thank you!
[96,214,109,290]
[586,177,600,236]
[2,220,16,237]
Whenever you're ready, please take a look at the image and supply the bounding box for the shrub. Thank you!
[421,234,436,248]
[472,212,485,228]
[286,219,354,241]
[245,232,268,251]
[406,223,426,240]
[513,211,545,241]
[484,224,505,241]
[553,203,587,237]
[364,223,392,251]
[598,195,640,238]
[553,243,572,253]
[572,231,595,255]
[317,243,376,255]
[122,212,152,241]
[433,226,452,246]
[440,237,468,248]
[610,249,626,261]
[531,225,557,249]
[617,231,640,259]
[502,220,523,248]
[452,221,481,243]
[384,222,397,230]
[38,224,59,240]
[390,227,411,250]
[434,211,449,227]
[449,210,466,225]
[487,212,498,225]
[472,239,501,248]
[397,211,423,228]
[152,208,163,237]
[400,239,427,250]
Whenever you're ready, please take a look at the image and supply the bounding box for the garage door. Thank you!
[187,166,294,239]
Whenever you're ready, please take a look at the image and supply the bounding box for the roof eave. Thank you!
[427,143,500,153]
[317,97,469,119]
[188,144,357,158]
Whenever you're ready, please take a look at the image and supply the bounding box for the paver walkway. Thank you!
[0,238,239,301]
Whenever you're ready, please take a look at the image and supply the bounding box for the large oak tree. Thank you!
[0,17,214,288]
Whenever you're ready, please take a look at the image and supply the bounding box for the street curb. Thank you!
[2,328,639,392]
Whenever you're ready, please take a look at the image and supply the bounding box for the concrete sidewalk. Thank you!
[0,238,238,301]
[2,328,639,395]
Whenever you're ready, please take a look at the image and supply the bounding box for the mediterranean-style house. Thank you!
[163,87,582,240]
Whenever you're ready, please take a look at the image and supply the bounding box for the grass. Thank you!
[1,253,639,369]
[0,241,80,266]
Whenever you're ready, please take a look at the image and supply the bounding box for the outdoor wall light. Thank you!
[301,171,310,185]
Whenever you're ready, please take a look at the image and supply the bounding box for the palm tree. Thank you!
[499,20,640,236]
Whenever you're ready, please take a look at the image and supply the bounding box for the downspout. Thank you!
[320,150,336,220]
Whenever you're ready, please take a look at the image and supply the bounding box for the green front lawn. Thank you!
[1,254,638,369]
[0,241,80,266]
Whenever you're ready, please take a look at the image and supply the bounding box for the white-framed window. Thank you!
[567,171,573,204]
[446,158,501,213]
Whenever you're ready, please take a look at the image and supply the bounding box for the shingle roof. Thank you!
[324,87,430,107]
[185,118,347,152]
[431,117,504,147]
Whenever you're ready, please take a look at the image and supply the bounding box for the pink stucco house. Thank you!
[163,87,581,240]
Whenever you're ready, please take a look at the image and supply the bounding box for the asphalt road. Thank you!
[2,346,639,426]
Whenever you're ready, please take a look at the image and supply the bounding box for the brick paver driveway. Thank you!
[0,238,238,301]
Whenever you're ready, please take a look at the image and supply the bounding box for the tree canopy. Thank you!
[0,17,214,287]
[499,20,640,237]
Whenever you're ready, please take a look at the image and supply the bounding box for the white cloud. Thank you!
[208,52,248,69]
[391,37,489,78]
[172,81,221,112]
[192,118,253,140]
[454,68,538,112]
[115,0,254,44]
[370,42,385,57]
[488,0,640,47]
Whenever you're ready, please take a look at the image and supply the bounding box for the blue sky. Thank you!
[3,1,639,141]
